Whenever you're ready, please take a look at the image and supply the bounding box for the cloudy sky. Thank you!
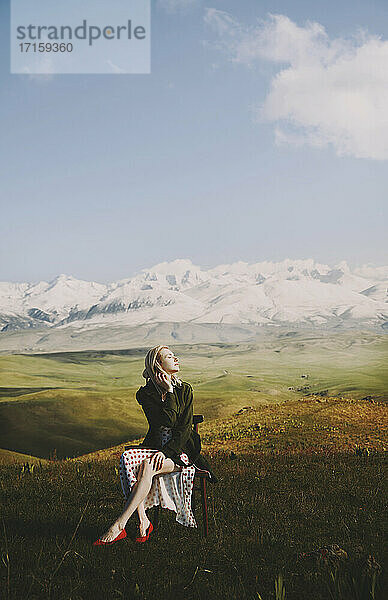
[1,0,387,283]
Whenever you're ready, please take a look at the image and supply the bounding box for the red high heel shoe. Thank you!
[135,521,153,543]
[93,528,127,546]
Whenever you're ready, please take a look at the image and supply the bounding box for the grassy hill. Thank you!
[0,448,49,465]
[0,395,387,600]
[0,331,387,459]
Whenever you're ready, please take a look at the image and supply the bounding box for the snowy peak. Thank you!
[138,259,205,290]
[0,259,387,332]
[142,258,195,274]
[360,283,388,302]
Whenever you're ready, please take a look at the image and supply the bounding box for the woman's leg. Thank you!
[135,461,150,536]
[137,501,150,537]
[98,456,180,542]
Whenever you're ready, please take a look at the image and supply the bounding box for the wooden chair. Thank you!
[190,414,210,537]
[124,414,210,537]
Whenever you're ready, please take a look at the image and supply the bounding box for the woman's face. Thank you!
[158,347,180,374]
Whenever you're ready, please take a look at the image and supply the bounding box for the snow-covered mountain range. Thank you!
[1,259,387,334]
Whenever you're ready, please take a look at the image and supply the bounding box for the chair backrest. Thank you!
[193,414,204,433]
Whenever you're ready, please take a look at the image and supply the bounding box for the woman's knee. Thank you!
[140,458,154,476]
[138,456,177,477]
[162,457,176,472]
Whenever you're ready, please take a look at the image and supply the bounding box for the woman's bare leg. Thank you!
[135,462,150,536]
[137,501,150,537]
[98,457,180,542]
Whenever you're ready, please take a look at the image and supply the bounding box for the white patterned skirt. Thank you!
[119,426,197,528]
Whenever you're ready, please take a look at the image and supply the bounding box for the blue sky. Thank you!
[1,0,387,284]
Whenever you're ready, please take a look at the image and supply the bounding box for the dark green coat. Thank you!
[136,379,217,482]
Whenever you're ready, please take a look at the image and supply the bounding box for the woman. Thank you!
[94,344,217,545]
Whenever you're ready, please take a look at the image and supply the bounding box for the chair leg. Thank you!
[200,478,208,537]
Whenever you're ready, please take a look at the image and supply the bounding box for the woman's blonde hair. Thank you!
[142,345,182,398]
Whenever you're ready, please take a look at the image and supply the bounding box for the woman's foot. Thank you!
[94,522,126,545]
[138,517,151,538]
[135,521,153,543]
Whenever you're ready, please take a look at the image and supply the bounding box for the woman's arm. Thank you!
[160,384,194,461]
[136,388,179,428]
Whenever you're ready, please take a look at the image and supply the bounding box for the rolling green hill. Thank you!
[0,330,386,459]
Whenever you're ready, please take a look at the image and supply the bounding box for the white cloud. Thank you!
[204,8,241,37]
[204,10,388,160]
[21,70,55,83]
[157,0,198,13]
[20,55,56,82]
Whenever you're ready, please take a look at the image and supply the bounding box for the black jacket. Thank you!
[136,379,217,482]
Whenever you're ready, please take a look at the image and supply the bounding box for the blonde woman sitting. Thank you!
[94,344,217,545]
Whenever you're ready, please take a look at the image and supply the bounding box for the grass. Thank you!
[1,336,386,597]
[0,331,387,459]
[1,396,387,600]
[201,396,388,454]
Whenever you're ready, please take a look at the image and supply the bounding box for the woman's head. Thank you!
[142,345,182,395]
[157,347,180,375]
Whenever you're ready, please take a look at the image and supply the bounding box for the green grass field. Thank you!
[1,329,387,599]
[0,330,387,459]
[1,395,387,600]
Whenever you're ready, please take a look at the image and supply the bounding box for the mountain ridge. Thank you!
[1,259,387,337]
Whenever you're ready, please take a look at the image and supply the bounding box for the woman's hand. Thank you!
[149,451,166,471]
[155,371,173,393]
